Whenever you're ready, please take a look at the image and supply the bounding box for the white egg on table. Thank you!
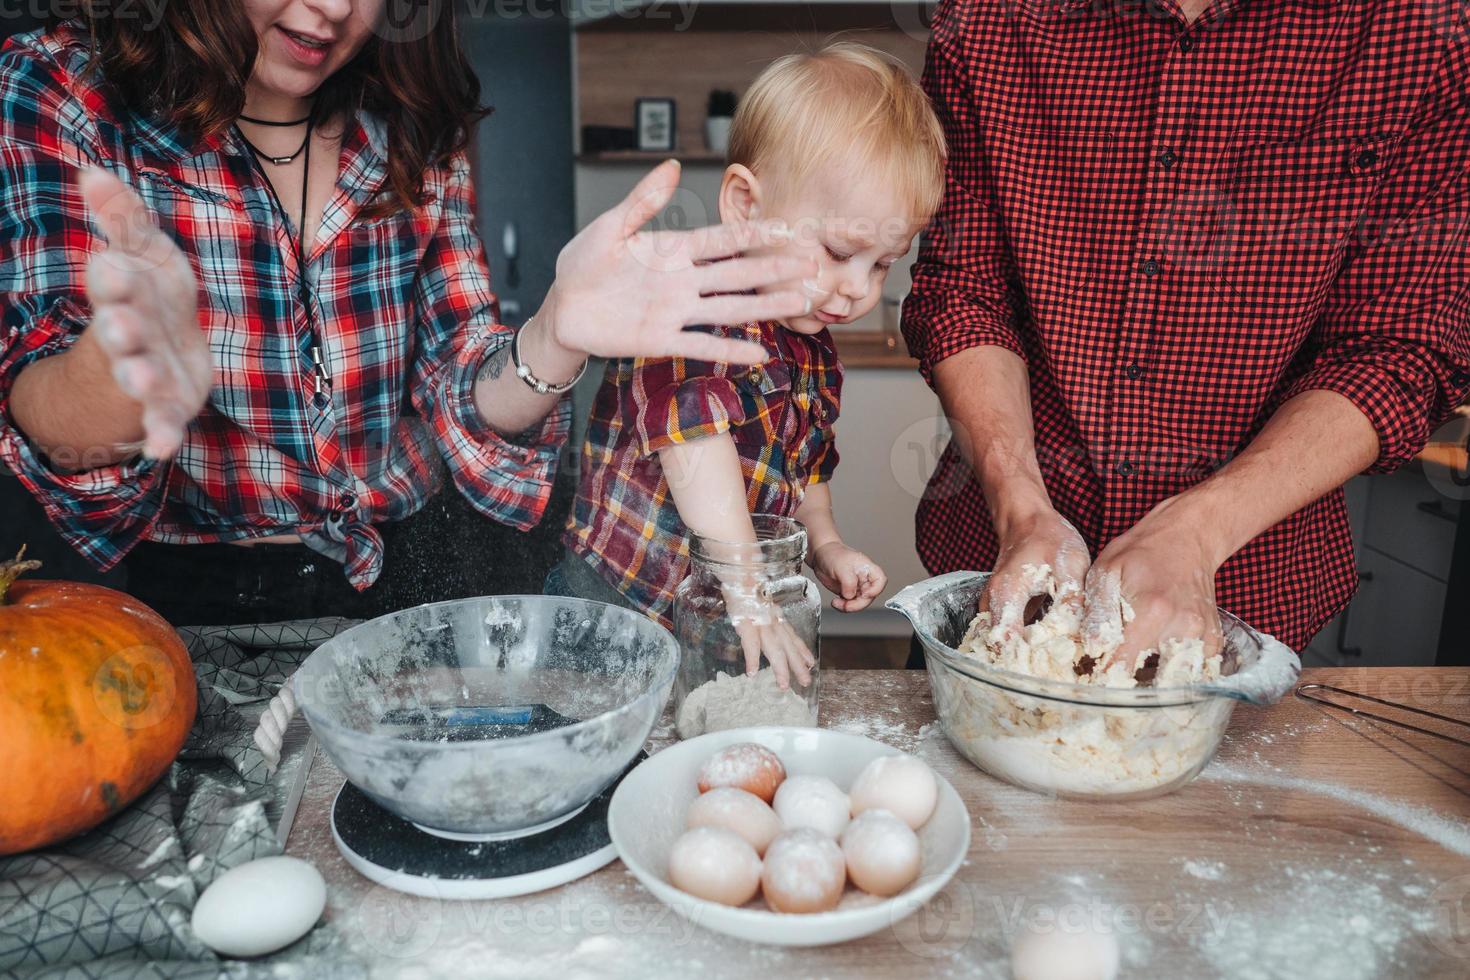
[840,809,921,897]
[761,828,846,914]
[190,856,326,958]
[848,754,938,830]
[1010,924,1120,980]
[772,774,850,838]
[667,826,763,907]
[687,786,783,855]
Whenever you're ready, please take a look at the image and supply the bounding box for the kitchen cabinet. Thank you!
[1305,460,1464,667]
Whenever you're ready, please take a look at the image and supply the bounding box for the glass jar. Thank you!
[671,515,821,739]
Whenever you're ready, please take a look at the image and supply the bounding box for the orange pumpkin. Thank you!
[0,548,196,855]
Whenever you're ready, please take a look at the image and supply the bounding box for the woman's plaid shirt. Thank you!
[0,23,568,589]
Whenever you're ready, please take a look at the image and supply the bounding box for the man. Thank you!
[902,0,1470,666]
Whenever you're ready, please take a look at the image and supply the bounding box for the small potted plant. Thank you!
[705,89,737,155]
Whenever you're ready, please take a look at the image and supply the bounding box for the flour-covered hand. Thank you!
[540,160,819,365]
[1083,497,1225,674]
[78,167,212,460]
[721,577,814,690]
[980,507,1091,635]
[809,542,886,613]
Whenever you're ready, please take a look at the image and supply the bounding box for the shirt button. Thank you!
[339,492,356,510]
[313,391,330,409]
[1178,35,1195,53]
[1116,460,1136,477]
[1140,258,1161,277]
[1124,362,1144,381]
[1451,369,1470,386]
[1355,149,1378,170]
[1158,148,1179,170]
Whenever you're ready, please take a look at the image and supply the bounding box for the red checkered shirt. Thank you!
[565,321,842,628]
[902,0,1470,649]
[0,23,569,589]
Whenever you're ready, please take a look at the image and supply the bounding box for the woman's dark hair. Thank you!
[51,1,488,217]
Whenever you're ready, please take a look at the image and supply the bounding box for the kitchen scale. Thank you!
[327,702,644,899]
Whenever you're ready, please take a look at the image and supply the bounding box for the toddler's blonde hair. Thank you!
[728,42,946,222]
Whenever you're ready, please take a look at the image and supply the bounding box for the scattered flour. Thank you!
[1201,762,1470,858]
[1180,859,1226,881]
[1197,865,1441,980]
[675,668,816,739]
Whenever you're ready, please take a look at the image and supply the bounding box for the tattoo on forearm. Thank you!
[477,345,511,384]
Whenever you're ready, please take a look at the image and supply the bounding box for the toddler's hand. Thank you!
[809,542,887,612]
[720,578,815,691]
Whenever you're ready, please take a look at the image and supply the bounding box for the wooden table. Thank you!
[283,667,1470,978]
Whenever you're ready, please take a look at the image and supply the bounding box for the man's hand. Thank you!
[77,166,211,460]
[1082,497,1224,674]
[979,507,1091,634]
[809,542,886,612]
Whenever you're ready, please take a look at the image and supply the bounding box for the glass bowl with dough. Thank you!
[887,570,1300,800]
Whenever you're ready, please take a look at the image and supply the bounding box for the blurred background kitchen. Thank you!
[2,2,1465,666]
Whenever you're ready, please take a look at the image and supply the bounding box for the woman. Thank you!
[0,2,817,625]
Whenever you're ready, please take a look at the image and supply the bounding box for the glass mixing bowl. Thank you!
[293,595,678,837]
[887,571,1300,800]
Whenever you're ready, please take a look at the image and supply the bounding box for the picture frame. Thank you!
[635,98,677,153]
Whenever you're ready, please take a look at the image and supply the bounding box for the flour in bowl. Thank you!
[675,668,817,739]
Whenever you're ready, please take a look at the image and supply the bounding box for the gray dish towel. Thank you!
[0,619,369,979]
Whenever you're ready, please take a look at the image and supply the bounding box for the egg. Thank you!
[1010,924,1120,980]
[190,856,326,958]
[697,743,786,803]
[667,826,763,906]
[687,786,783,855]
[761,828,846,914]
[848,754,938,830]
[772,775,850,838]
[840,809,921,896]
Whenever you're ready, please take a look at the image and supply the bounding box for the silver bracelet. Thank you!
[511,317,587,396]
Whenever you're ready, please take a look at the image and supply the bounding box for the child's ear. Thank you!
[718,164,762,224]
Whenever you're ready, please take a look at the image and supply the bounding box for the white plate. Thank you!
[609,727,971,947]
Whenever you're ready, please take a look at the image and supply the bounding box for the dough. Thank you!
[957,564,1221,689]
[945,563,1228,796]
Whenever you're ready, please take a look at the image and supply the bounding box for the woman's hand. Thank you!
[1082,497,1225,673]
[979,506,1091,633]
[809,542,887,612]
[77,166,211,460]
[538,160,818,365]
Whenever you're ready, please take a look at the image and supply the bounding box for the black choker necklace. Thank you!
[239,112,311,127]
[236,118,313,166]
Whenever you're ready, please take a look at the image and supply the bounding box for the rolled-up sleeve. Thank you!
[0,43,168,570]
[627,356,746,457]
[901,6,1027,387]
[808,434,839,485]
[1286,53,1470,473]
[412,152,570,531]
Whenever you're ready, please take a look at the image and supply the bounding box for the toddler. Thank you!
[551,43,946,688]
